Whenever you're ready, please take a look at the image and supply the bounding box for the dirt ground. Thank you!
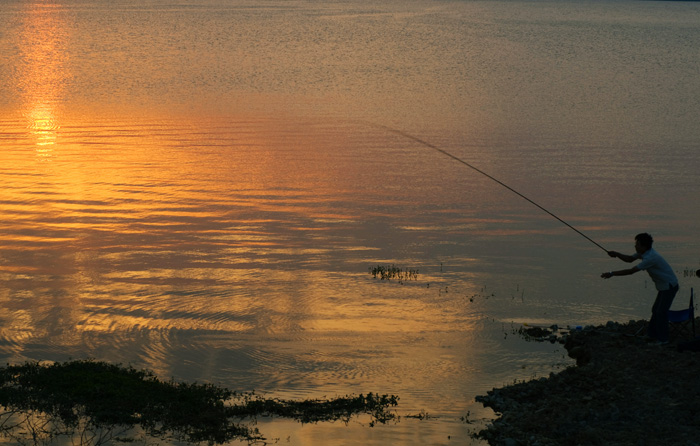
[475,320,700,446]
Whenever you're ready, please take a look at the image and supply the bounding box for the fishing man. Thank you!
[601,233,678,344]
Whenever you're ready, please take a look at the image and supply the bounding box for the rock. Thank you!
[567,346,591,366]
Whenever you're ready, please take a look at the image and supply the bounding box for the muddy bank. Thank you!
[475,320,700,446]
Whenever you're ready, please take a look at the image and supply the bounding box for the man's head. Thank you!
[634,233,653,254]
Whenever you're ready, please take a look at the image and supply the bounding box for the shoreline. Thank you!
[475,320,700,446]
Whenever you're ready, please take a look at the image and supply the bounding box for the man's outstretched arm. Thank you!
[601,266,640,279]
[607,251,638,263]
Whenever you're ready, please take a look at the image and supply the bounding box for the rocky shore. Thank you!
[475,320,700,446]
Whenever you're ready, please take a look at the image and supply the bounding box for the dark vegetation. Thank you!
[368,265,419,283]
[0,360,399,445]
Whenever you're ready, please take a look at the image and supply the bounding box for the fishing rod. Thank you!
[373,123,609,254]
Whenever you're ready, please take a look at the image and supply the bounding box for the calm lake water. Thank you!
[1,0,700,444]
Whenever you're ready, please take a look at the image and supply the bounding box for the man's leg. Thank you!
[648,286,678,342]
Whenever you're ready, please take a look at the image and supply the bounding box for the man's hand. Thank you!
[607,251,619,258]
[601,272,614,279]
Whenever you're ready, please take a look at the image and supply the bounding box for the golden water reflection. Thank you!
[18,1,70,155]
[0,110,504,405]
[27,104,60,149]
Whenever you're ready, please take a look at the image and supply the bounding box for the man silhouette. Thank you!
[601,233,678,344]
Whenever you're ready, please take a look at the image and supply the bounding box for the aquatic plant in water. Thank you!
[0,360,399,445]
[368,265,419,284]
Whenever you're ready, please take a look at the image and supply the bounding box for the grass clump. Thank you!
[368,265,419,284]
[0,360,399,445]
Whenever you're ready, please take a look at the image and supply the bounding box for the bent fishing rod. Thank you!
[372,123,609,254]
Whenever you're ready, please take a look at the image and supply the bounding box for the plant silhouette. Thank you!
[0,360,399,445]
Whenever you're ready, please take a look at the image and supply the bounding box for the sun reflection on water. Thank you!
[18,1,69,156]
[27,105,60,152]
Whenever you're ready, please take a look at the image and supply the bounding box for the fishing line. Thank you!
[371,123,608,253]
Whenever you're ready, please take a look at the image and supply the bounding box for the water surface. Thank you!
[1,0,700,444]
